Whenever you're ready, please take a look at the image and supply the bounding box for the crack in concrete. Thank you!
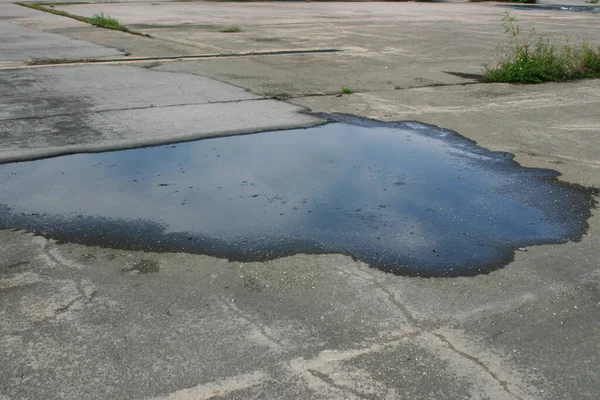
[52,280,96,318]
[0,98,268,123]
[354,266,528,400]
[41,241,65,269]
[365,271,421,327]
[2,48,342,70]
[282,81,480,100]
[34,235,535,399]
[307,368,379,400]
[219,297,286,351]
[431,332,525,400]
[3,261,30,270]
[37,241,97,319]
[53,295,81,316]
[156,370,269,400]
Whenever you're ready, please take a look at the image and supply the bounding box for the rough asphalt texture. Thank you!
[1,1,599,399]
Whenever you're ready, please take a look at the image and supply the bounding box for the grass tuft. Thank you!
[341,87,353,94]
[30,1,89,5]
[484,12,600,83]
[26,57,92,65]
[89,12,123,30]
[220,25,242,33]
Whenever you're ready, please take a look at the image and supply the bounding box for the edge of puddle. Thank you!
[1,113,598,278]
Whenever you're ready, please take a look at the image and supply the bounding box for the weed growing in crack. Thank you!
[89,12,123,30]
[484,12,600,83]
[15,3,151,37]
[220,25,242,33]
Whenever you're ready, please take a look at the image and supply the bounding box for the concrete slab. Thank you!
[0,64,261,119]
[54,2,600,51]
[127,2,600,95]
[0,21,121,62]
[3,3,237,59]
[153,53,473,97]
[0,65,322,162]
[46,26,209,57]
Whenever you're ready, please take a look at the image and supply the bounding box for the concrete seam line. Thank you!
[0,119,328,164]
[14,2,151,38]
[0,98,268,123]
[18,48,343,68]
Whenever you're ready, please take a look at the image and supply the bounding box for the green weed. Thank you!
[341,87,353,94]
[220,25,242,33]
[484,12,600,83]
[89,12,123,30]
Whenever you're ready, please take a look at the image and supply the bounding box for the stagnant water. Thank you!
[0,115,596,276]
[503,4,600,13]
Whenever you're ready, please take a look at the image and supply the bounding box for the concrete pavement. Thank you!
[0,21,121,61]
[0,64,321,162]
[1,1,599,400]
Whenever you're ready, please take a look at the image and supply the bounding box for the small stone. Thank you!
[518,247,527,251]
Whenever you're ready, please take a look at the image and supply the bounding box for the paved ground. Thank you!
[1,1,600,400]
[0,65,320,162]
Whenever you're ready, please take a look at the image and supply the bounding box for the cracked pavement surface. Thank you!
[1,1,600,399]
[2,232,561,399]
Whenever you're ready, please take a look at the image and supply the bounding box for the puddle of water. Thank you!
[502,4,600,13]
[0,114,596,277]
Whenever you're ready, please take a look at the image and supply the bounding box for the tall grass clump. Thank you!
[89,13,124,30]
[220,25,242,33]
[484,12,600,83]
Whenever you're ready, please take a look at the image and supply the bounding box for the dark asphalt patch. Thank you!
[0,114,596,277]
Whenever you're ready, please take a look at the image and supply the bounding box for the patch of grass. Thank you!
[15,2,151,37]
[587,0,599,3]
[341,87,353,94]
[484,12,600,83]
[29,1,89,5]
[89,12,122,30]
[220,25,242,33]
[253,37,282,42]
[26,57,93,65]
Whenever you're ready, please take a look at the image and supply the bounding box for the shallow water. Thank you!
[0,114,595,276]
[503,4,600,13]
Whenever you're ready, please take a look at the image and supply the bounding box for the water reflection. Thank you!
[0,115,595,276]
